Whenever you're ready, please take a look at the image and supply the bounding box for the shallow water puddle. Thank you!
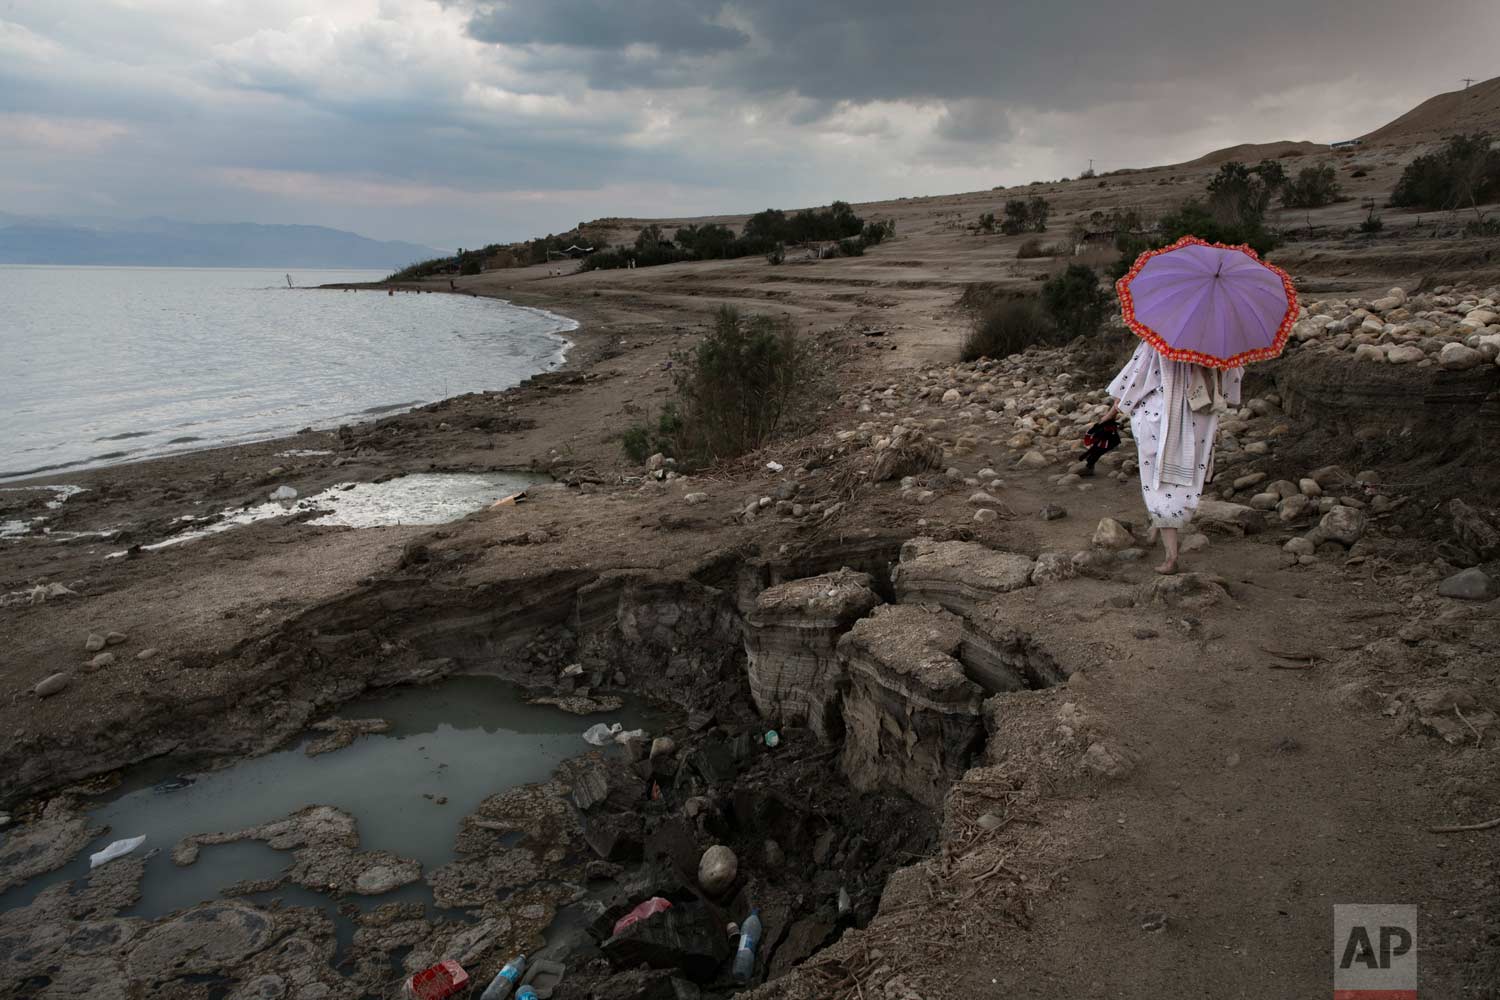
[0,677,661,921]
[120,471,543,553]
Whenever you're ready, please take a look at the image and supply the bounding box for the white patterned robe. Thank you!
[1108,341,1243,529]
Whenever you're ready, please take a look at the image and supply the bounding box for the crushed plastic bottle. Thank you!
[480,954,526,1000]
[90,835,146,869]
[515,987,538,1000]
[764,730,780,748]
[732,907,762,984]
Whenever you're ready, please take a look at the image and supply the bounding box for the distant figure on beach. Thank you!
[450,279,456,290]
[1102,342,1242,574]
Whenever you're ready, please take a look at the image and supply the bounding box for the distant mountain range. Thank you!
[0,214,443,268]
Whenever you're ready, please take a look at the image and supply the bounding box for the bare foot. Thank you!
[1155,559,1178,575]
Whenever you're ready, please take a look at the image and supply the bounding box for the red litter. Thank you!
[612,896,672,936]
[404,959,469,1000]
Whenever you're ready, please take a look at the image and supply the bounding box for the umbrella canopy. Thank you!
[1115,235,1298,370]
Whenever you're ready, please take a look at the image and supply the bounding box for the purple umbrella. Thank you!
[1116,236,1298,370]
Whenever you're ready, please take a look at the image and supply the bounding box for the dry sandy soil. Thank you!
[1,80,1499,999]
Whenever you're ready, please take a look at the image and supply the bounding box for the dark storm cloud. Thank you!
[467,0,748,53]
[464,0,1474,111]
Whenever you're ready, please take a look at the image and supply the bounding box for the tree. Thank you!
[635,224,665,251]
[1281,164,1342,209]
[1391,133,1500,218]
[1206,161,1272,229]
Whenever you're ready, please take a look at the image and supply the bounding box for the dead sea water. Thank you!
[0,266,575,481]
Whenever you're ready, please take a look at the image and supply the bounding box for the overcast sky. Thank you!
[2,0,1495,249]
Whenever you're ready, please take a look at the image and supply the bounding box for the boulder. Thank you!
[1386,345,1424,365]
[1318,506,1367,546]
[1031,552,1077,585]
[1092,518,1134,550]
[34,672,71,698]
[1440,342,1486,371]
[892,539,1034,618]
[1195,500,1260,535]
[837,605,986,809]
[696,845,738,896]
[1438,568,1497,601]
[742,569,883,740]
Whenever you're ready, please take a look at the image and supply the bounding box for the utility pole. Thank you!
[1461,78,1474,89]
[1088,158,1095,174]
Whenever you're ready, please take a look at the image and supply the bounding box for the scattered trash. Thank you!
[490,490,527,508]
[480,954,526,1000]
[766,461,784,473]
[520,959,566,999]
[515,987,538,1000]
[582,722,623,746]
[153,776,195,794]
[405,960,470,1000]
[613,727,648,745]
[613,897,673,936]
[562,663,584,677]
[837,887,851,917]
[89,835,147,869]
[763,730,781,749]
[269,485,298,501]
[732,907,763,984]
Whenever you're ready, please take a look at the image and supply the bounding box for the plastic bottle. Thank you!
[515,987,538,1000]
[480,955,526,1000]
[732,908,762,984]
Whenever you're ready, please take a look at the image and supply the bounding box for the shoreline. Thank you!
[0,283,589,492]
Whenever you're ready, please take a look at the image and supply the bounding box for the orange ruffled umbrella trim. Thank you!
[1114,234,1299,371]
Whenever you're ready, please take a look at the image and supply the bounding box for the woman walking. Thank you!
[1107,236,1299,574]
[1103,342,1241,573]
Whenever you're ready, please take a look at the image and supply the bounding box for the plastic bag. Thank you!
[582,722,622,746]
[612,897,672,936]
[613,728,648,745]
[90,835,146,869]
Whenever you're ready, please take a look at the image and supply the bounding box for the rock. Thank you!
[1015,450,1049,469]
[976,812,1005,831]
[973,508,999,524]
[1449,499,1500,560]
[354,859,422,895]
[105,631,127,646]
[1440,342,1486,370]
[1249,492,1279,510]
[602,900,732,983]
[1038,503,1067,521]
[85,633,106,652]
[269,485,298,501]
[1308,465,1348,488]
[88,651,116,669]
[837,604,986,808]
[942,388,962,403]
[1195,500,1260,535]
[136,648,158,661]
[1437,568,1497,601]
[697,845,738,896]
[1277,494,1313,522]
[968,491,1002,506]
[1031,552,1077,585]
[646,453,665,471]
[1092,518,1134,550]
[1135,573,1229,610]
[1298,478,1322,497]
[1180,533,1210,553]
[650,736,676,759]
[1353,344,1385,363]
[34,672,71,697]
[1386,345,1424,365]
[1233,472,1266,490]
[743,569,883,740]
[892,538,1034,617]
[1284,537,1315,557]
[1318,506,1367,546]
[684,492,707,505]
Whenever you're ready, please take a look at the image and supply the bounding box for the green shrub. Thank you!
[1001,197,1051,234]
[658,307,822,466]
[1391,133,1500,213]
[621,423,653,463]
[838,237,865,257]
[459,258,482,276]
[977,212,997,234]
[1041,264,1112,339]
[1253,159,1287,189]
[961,299,1060,360]
[861,219,896,245]
[1206,161,1273,228]
[1281,164,1342,208]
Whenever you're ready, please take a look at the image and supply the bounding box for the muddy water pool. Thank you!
[0,677,663,921]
